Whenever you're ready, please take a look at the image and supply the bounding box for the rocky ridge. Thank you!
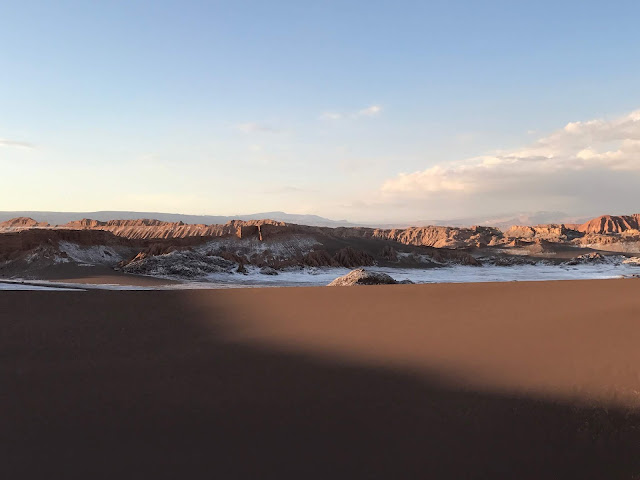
[61,218,285,240]
[1,213,640,280]
[0,217,49,230]
[576,214,640,234]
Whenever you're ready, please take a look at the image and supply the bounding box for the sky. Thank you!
[1,0,640,223]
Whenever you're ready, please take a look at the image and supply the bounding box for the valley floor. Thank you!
[2,261,639,290]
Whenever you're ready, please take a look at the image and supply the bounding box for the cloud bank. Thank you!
[380,109,640,216]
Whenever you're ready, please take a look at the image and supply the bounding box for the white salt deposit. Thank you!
[2,263,638,291]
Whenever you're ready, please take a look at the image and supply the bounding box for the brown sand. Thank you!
[1,280,639,478]
[6,263,181,287]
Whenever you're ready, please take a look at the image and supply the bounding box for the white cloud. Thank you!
[0,138,34,149]
[319,105,383,120]
[319,112,343,120]
[234,122,280,134]
[357,105,382,117]
[377,109,640,217]
[382,109,640,197]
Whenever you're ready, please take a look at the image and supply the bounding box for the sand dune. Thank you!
[1,280,639,477]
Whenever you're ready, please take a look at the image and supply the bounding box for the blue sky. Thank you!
[2,0,640,222]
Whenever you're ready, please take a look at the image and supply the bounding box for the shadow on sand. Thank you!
[1,290,639,479]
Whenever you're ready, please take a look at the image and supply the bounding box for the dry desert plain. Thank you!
[1,279,640,478]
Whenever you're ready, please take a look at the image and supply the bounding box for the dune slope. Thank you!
[1,280,639,478]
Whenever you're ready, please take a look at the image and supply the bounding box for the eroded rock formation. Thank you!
[2,212,640,280]
[0,217,49,230]
[576,214,640,234]
[328,268,405,286]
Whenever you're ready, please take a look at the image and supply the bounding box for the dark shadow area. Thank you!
[1,290,639,479]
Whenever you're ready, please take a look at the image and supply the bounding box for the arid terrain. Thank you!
[2,215,640,477]
[1,213,640,285]
[2,280,640,478]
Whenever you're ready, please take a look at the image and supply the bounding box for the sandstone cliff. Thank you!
[0,217,49,230]
[503,224,569,240]
[51,217,504,250]
[576,214,640,234]
[61,218,286,240]
[2,212,640,279]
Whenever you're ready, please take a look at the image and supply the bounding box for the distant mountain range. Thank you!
[0,210,608,229]
[0,211,357,228]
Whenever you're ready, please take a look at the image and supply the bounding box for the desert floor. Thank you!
[1,279,640,478]
[4,263,181,286]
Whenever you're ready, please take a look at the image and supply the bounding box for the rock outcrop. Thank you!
[0,217,48,230]
[503,224,569,240]
[332,247,375,268]
[61,218,285,240]
[328,268,412,286]
[259,266,278,275]
[576,214,640,234]
[364,225,501,249]
[565,252,607,265]
[0,228,130,261]
[120,250,235,278]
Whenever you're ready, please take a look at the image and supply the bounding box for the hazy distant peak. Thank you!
[0,211,357,228]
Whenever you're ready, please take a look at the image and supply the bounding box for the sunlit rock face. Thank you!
[328,268,413,286]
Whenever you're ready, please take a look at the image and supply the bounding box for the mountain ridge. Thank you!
[0,210,609,229]
[0,211,356,228]
[1,212,639,279]
[2,212,640,235]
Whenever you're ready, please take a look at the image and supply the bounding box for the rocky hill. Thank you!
[50,218,502,249]
[0,217,49,230]
[60,218,285,240]
[576,214,640,234]
[1,213,639,280]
